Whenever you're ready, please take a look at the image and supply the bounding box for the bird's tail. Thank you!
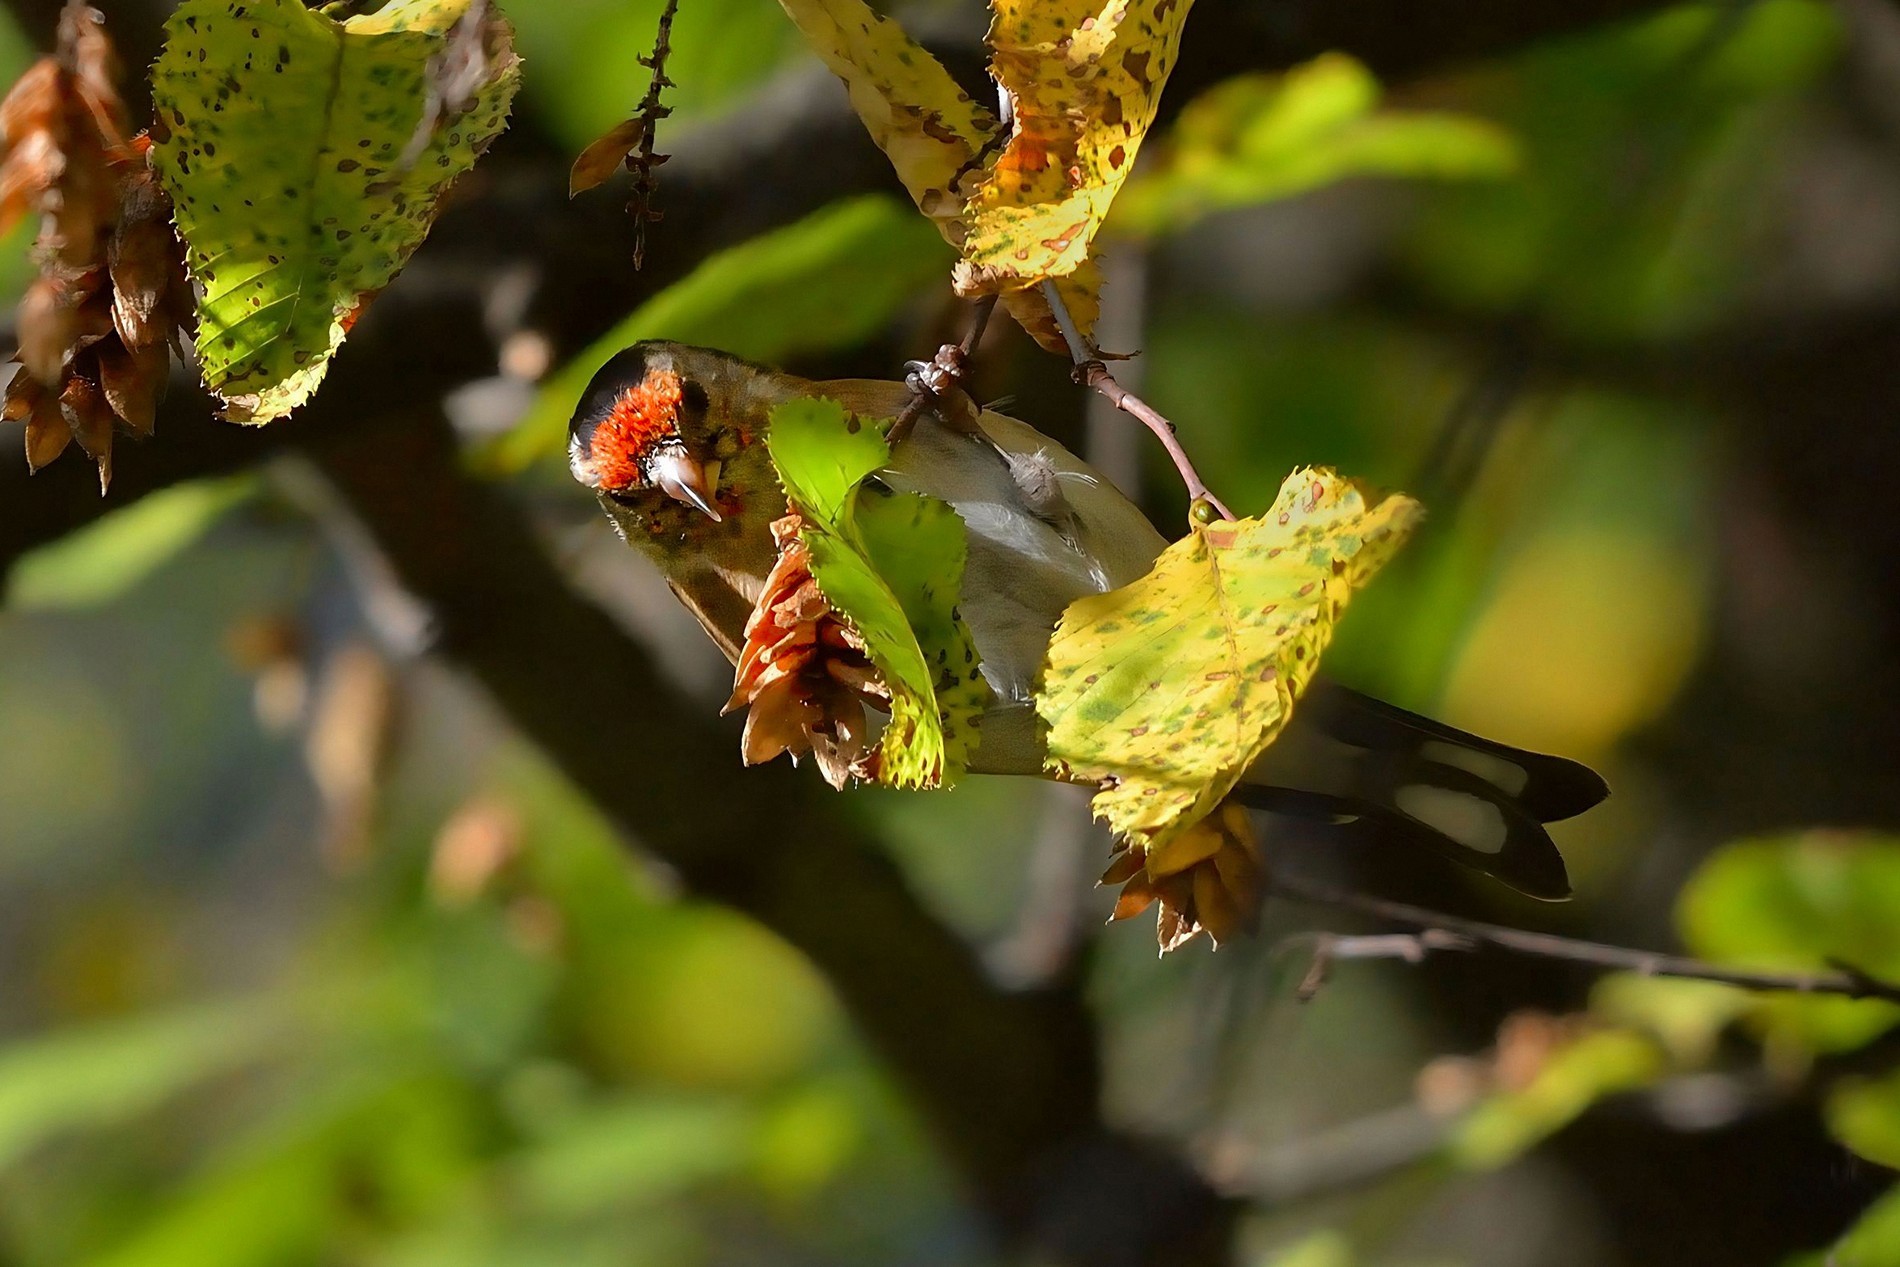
[1236,682,1609,901]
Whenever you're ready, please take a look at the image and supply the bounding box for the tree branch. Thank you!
[303,408,1237,1265]
[1272,872,1900,1005]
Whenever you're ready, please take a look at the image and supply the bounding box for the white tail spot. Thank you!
[1396,785,1508,854]
[1420,741,1530,796]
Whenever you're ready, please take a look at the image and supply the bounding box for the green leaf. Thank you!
[511,0,805,149]
[1265,1231,1355,1267]
[6,475,255,609]
[0,1003,272,1171]
[764,397,986,789]
[490,195,951,471]
[1037,467,1420,851]
[1789,1184,1900,1267]
[1590,974,1753,1067]
[151,0,520,422]
[515,1094,753,1216]
[1450,1028,1666,1170]
[1829,1070,1900,1171]
[1117,55,1518,236]
[1678,832,1900,1054]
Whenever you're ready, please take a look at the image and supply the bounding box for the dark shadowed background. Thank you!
[1,0,1898,1264]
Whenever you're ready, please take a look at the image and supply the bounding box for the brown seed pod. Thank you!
[96,334,166,435]
[59,364,113,490]
[22,390,72,472]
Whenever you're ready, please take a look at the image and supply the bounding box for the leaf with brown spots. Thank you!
[1037,467,1421,853]
[150,0,519,422]
[959,0,1195,291]
[773,0,996,241]
[770,0,1091,351]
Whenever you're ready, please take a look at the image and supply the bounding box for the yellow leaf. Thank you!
[771,0,1095,352]
[961,0,1194,290]
[772,0,995,241]
[1037,468,1421,850]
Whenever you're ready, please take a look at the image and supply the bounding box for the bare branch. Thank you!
[626,0,680,269]
[1287,930,1481,1001]
[1271,872,1900,1005]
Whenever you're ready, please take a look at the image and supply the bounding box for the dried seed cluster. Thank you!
[725,513,889,790]
[0,4,190,491]
[1103,800,1263,951]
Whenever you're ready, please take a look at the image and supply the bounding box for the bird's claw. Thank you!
[892,342,981,443]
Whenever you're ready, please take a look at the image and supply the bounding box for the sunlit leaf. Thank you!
[1450,1027,1665,1169]
[6,475,255,609]
[1789,1185,1900,1267]
[765,397,987,789]
[1828,1069,1900,1171]
[1037,467,1419,850]
[1116,56,1518,236]
[959,0,1193,290]
[516,1094,753,1216]
[491,195,950,471]
[1678,832,1900,1054]
[87,1072,472,1267]
[151,0,520,422]
[1590,974,1753,1067]
[513,0,806,149]
[772,0,992,239]
[768,0,1092,351]
[1267,1231,1356,1267]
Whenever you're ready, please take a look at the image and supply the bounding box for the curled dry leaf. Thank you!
[724,513,888,790]
[1102,799,1261,952]
[0,7,191,492]
[568,116,646,198]
[568,0,677,267]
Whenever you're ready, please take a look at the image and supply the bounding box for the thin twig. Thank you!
[1287,930,1480,1001]
[1038,279,1236,522]
[626,0,680,269]
[1271,872,1900,1005]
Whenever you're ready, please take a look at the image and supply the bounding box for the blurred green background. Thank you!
[5,0,1900,1263]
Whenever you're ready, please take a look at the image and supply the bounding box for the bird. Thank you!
[568,340,1608,904]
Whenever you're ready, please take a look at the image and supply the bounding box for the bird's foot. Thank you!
[890,342,983,444]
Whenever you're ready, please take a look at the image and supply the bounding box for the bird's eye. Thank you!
[680,380,710,418]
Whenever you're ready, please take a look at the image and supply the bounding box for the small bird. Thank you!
[569,341,1607,901]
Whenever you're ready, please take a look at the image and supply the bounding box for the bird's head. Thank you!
[568,341,786,532]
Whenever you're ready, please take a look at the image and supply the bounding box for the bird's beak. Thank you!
[649,446,722,521]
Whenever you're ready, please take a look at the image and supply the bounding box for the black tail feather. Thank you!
[1232,680,1607,901]
[1235,769,1574,902]
[1302,682,1610,824]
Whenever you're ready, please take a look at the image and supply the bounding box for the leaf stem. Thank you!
[1037,279,1236,522]
[1270,871,1900,1005]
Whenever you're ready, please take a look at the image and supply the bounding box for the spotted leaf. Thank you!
[765,397,988,789]
[959,0,1194,290]
[151,0,519,422]
[1037,468,1422,851]
[773,0,995,242]
[770,0,1093,351]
